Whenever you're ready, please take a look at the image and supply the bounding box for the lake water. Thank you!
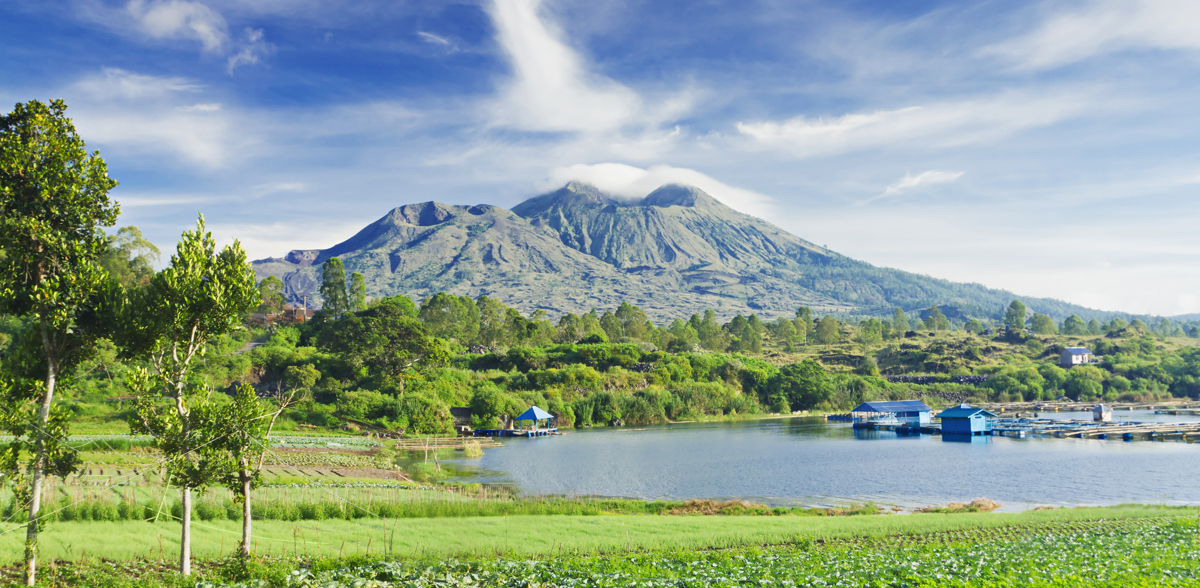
[446,412,1200,512]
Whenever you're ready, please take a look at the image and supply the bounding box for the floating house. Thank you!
[936,404,997,435]
[850,400,933,426]
[1093,404,1113,422]
[1060,347,1093,368]
[474,405,558,438]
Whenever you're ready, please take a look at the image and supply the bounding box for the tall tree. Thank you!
[614,302,653,342]
[815,315,841,347]
[1086,318,1103,335]
[255,275,286,315]
[0,99,119,586]
[318,297,448,389]
[1004,300,1027,331]
[923,306,950,331]
[794,307,813,345]
[1061,314,1086,336]
[319,257,350,318]
[856,318,883,351]
[119,217,258,575]
[769,317,798,351]
[349,272,367,312]
[476,295,511,347]
[1030,313,1057,335]
[696,310,727,351]
[666,318,700,352]
[220,369,312,558]
[419,292,480,343]
[100,226,161,288]
[892,307,909,334]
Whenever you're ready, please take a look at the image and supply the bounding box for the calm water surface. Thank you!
[446,412,1200,511]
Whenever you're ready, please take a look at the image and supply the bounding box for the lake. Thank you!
[446,412,1200,511]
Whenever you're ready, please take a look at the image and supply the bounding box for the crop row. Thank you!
[205,516,1200,588]
[261,453,387,469]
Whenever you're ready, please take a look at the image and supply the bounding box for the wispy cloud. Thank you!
[984,0,1200,70]
[226,27,274,74]
[486,0,692,134]
[126,0,229,52]
[736,91,1095,157]
[417,31,455,50]
[536,162,775,218]
[858,170,963,206]
[69,68,239,167]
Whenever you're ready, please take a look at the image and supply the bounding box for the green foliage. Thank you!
[1031,313,1057,335]
[317,297,448,389]
[1062,314,1087,336]
[100,226,161,289]
[923,305,950,331]
[815,315,840,347]
[767,360,832,411]
[349,272,367,312]
[256,275,286,315]
[1005,300,1026,331]
[0,98,121,578]
[319,258,350,318]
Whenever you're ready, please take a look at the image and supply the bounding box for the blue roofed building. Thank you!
[850,400,933,426]
[936,404,997,435]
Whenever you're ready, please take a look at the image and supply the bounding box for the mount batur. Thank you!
[252,182,1101,322]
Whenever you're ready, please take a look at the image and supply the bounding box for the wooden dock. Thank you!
[472,428,559,438]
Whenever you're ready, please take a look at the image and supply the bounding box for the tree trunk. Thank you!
[180,487,191,575]
[240,469,252,557]
[26,321,58,586]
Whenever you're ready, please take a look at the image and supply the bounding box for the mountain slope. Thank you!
[252,183,1119,322]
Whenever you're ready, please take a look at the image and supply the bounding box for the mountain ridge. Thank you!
[251,183,1128,323]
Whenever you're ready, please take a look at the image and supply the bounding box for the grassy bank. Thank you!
[0,505,1187,564]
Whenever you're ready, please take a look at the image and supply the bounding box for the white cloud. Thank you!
[486,0,690,133]
[984,0,1200,70]
[418,31,453,48]
[858,170,963,205]
[69,68,238,167]
[883,170,963,196]
[126,0,230,52]
[227,27,275,74]
[736,91,1094,157]
[537,163,774,217]
[74,67,201,99]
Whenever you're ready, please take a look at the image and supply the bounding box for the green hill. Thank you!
[251,182,1123,323]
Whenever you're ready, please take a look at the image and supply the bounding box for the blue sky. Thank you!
[3,0,1199,316]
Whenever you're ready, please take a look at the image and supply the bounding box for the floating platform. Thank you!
[852,422,940,435]
[988,418,1200,441]
[472,428,559,438]
[847,416,1200,442]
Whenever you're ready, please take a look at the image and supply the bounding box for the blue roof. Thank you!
[515,406,554,421]
[851,401,932,414]
[1064,347,1092,354]
[936,404,998,419]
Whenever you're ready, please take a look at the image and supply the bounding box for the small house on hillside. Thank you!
[1060,347,1093,368]
[936,404,997,435]
[850,401,932,425]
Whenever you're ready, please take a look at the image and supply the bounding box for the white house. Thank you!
[1060,347,1093,368]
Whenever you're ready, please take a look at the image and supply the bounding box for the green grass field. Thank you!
[0,505,1187,563]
